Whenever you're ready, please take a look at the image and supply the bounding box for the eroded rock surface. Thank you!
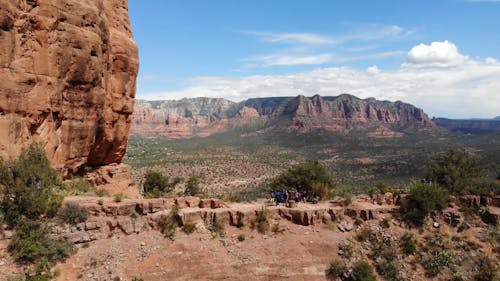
[0,0,139,176]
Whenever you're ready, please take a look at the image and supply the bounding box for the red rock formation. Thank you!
[132,95,439,138]
[0,0,139,176]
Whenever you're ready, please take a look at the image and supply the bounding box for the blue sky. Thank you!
[129,0,500,118]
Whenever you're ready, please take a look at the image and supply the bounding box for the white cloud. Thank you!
[486,57,497,64]
[405,40,469,68]
[244,31,336,45]
[243,53,333,66]
[366,65,380,74]
[138,41,500,118]
[244,25,411,47]
[243,51,404,67]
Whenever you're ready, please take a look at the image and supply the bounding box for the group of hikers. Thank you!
[270,190,303,205]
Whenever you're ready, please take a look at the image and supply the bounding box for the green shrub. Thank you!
[8,219,73,264]
[94,188,108,197]
[1,144,64,226]
[400,183,449,226]
[157,207,181,240]
[184,175,201,196]
[376,260,406,281]
[237,234,245,242]
[338,242,353,259]
[254,208,270,234]
[351,260,377,281]
[208,217,225,238]
[57,203,88,225]
[63,177,93,196]
[426,149,481,194]
[143,171,180,198]
[474,256,499,281]
[182,221,197,234]
[114,193,125,202]
[326,259,347,279]
[269,160,334,199]
[424,250,455,277]
[399,232,418,255]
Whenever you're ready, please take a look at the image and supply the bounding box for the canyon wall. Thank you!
[0,0,139,177]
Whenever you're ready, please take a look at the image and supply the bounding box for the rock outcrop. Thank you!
[0,0,139,177]
[132,94,439,138]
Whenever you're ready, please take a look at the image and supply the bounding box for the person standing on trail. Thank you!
[275,190,282,206]
[282,190,288,206]
[294,190,300,203]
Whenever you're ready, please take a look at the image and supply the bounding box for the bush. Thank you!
[351,260,377,281]
[424,250,455,277]
[143,171,180,198]
[338,242,353,259]
[157,207,181,240]
[254,208,270,234]
[474,256,499,281]
[269,160,334,200]
[399,232,417,255]
[356,227,375,242]
[1,144,64,226]
[400,183,449,226]
[326,259,347,279]
[376,260,406,281]
[8,219,73,264]
[114,193,124,202]
[208,217,225,238]
[427,150,481,194]
[237,234,245,242]
[182,221,197,234]
[184,175,201,196]
[57,203,88,225]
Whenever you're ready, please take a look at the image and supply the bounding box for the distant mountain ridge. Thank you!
[131,94,439,138]
[434,117,500,134]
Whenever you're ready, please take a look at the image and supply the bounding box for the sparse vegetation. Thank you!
[399,232,418,255]
[207,217,225,238]
[114,193,125,202]
[400,183,449,226]
[157,207,182,240]
[57,203,88,225]
[254,208,270,234]
[184,175,201,196]
[326,259,347,279]
[182,221,197,234]
[143,170,181,198]
[237,234,245,242]
[351,260,377,281]
[424,250,456,277]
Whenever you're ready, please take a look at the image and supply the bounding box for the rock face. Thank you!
[0,0,139,176]
[132,94,438,138]
[434,117,500,134]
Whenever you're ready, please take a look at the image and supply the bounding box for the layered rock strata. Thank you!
[0,0,139,178]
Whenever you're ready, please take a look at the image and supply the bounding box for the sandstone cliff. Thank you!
[0,0,139,177]
[132,94,438,138]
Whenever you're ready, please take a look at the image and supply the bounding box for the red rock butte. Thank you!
[0,0,139,180]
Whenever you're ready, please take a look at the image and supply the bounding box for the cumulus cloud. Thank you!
[405,40,469,68]
[138,41,500,118]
